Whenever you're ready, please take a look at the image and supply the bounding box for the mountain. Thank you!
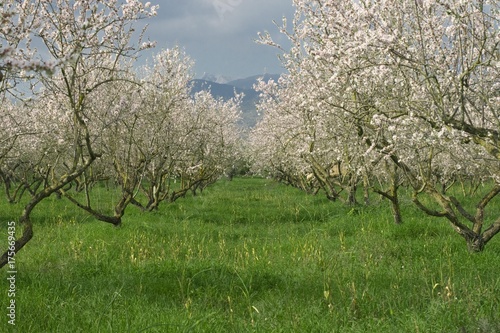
[190,79,258,102]
[200,73,233,84]
[228,74,281,90]
[190,74,282,128]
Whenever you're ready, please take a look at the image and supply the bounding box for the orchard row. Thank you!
[249,0,500,252]
[1,1,499,266]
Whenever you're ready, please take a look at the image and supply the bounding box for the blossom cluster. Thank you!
[251,0,500,200]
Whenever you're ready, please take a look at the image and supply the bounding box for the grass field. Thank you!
[1,177,500,332]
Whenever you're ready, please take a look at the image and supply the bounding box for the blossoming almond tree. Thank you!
[380,0,500,251]
[92,47,195,214]
[256,0,500,251]
[181,90,243,197]
[56,74,143,225]
[131,48,198,210]
[57,47,242,219]
[0,1,58,96]
[133,82,242,210]
[0,1,62,205]
[251,71,373,205]
[0,0,158,268]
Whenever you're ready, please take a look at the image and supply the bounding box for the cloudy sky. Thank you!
[143,0,295,80]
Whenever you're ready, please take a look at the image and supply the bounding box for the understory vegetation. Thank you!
[1,177,499,333]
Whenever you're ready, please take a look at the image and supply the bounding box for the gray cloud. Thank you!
[143,0,294,79]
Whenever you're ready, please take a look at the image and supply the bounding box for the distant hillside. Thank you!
[190,79,258,102]
[200,73,233,84]
[228,74,281,90]
[189,74,281,128]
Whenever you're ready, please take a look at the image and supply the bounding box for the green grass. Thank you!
[1,177,500,332]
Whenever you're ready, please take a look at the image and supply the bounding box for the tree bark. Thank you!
[466,235,485,253]
[60,190,123,226]
[0,218,33,268]
[373,164,403,224]
[0,186,52,268]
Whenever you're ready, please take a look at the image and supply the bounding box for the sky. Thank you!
[143,0,295,80]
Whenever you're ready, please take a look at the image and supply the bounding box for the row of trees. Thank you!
[1,0,499,268]
[250,0,500,252]
[0,1,242,267]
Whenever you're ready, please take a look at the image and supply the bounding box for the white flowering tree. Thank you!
[179,90,242,198]
[251,71,372,205]
[55,73,142,225]
[131,48,199,210]
[96,47,195,213]
[57,47,241,220]
[255,0,500,251]
[0,101,43,204]
[0,0,158,268]
[0,1,61,205]
[0,1,58,96]
[131,83,242,210]
[250,77,320,193]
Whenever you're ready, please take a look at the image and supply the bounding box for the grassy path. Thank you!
[1,178,499,332]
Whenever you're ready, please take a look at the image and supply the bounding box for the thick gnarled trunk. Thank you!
[413,184,500,253]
